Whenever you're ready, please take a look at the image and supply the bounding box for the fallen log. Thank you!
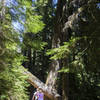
[24,71,60,100]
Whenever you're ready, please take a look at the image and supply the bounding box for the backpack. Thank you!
[34,91,38,100]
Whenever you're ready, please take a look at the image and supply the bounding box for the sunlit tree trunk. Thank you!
[46,0,60,88]
[45,0,69,100]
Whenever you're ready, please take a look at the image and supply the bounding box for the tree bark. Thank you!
[46,0,69,100]
[62,73,69,100]
[24,71,60,100]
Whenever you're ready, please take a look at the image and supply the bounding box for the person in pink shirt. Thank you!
[32,88,44,100]
[37,89,44,100]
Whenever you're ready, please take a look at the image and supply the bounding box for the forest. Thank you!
[0,0,100,100]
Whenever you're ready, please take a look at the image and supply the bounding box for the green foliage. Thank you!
[0,39,29,100]
[24,38,47,50]
[29,40,47,50]
[0,58,29,100]
[18,0,46,52]
[18,0,45,34]
[46,37,80,60]
[0,1,29,100]
[0,33,29,100]
[25,14,45,33]
[58,67,69,73]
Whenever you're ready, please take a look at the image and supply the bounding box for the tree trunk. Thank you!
[28,48,32,71]
[46,0,69,100]
[24,71,60,100]
[62,73,69,100]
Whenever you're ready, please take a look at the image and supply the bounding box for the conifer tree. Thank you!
[0,0,29,99]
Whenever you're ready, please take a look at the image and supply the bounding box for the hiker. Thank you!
[32,88,44,100]
[32,88,39,100]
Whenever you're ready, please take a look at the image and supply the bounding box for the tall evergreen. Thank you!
[47,0,100,100]
[0,0,29,100]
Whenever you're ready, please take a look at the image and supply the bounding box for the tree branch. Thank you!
[24,71,60,100]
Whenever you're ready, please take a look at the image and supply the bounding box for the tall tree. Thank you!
[47,0,100,100]
[0,0,29,100]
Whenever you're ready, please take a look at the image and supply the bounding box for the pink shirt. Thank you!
[37,92,44,100]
